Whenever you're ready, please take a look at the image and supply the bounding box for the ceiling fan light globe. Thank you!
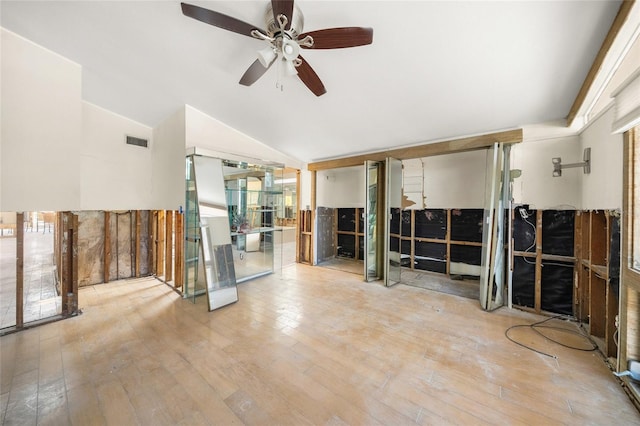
[281,38,300,62]
[257,46,277,68]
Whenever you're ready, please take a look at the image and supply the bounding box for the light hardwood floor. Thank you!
[1,264,638,425]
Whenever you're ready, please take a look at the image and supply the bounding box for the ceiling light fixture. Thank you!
[257,46,277,68]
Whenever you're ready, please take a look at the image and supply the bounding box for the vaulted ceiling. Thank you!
[0,1,624,163]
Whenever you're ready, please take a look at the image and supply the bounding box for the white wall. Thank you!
[185,105,304,170]
[511,123,582,210]
[1,29,82,211]
[580,106,623,210]
[299,169,312,210]
[420,150,488,208]
[316,166,364,208]
[152,106,186,210]
[81,102,153,210]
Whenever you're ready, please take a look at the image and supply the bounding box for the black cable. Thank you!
[505,315,598,358]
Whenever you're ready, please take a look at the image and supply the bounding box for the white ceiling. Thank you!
[0,1,622,163]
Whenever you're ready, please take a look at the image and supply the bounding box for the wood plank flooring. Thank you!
[1,264,638,425]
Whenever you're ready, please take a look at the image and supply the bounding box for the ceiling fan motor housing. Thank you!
[265,4,304,40]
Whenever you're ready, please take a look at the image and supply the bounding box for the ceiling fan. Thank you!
[181,1,373,96]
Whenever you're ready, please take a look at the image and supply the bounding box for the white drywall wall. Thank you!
[185,105,304,170]
[512,125,582,210]
[299,169,312,210]
[1,29,82,211]
[420,150,488,208]
[81,102,153,210]
[317,166,364,208]
[580,106,623,210]
[152,106,186,209]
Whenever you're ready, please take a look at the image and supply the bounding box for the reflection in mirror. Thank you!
[189,155,239,311]
[223,160,283,283]
[385,157,403,286]
[273,169,298,267]
[365,161,380,281]
[184,151,286,305]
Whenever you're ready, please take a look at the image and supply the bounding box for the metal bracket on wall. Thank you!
[552,147,591,177]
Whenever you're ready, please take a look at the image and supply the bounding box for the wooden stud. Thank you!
[308,129,523,171]
[104,211,111,284]
[566,1,635,126]
[54,212,61,284]
[574,211,585,320]
[355,208,360,260]
[534,210,543,312]
[165,210,173,282]
[619,130,632,371]
[295,170,301,264]
[446,209,452,276]
[175,212,184,288]
[16,212,24,328]
[311,171,316,265]
[334,209,339,258]
[135,211,141,277]
[410,209,416,271]
[71,213,79,313]
[61,213,70,316]
[157,210,165,277]
[149,211,155,275]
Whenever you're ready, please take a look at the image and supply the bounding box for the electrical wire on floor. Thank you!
[505,315,598,358]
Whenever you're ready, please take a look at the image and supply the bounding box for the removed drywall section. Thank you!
[541,260,573,315]
[110,212,134,280]
[138,210,151,276]
[414,209,447,239]
[1,29,82,211]
[78,210,153,286]
[78,211,104,286]
[542,210,575,256]
[317,167,364,208]
[81,102,153,210]
[152,107,185,210]
[580,106,623,210]
[185,105,304,169]
[316,207,335,262]
[512,257,535,309]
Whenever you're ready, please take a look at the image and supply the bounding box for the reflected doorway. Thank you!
[1,211,60,330]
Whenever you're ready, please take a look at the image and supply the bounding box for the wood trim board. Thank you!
[308,129,523,171]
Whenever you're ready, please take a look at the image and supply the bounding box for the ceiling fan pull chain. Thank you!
[276,57,283,92]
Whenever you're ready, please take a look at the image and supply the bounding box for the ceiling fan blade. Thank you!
[271,0,295,30]
[297,56,326,96]
[299,27,373,49]
[181,2,265,38]
[239,59,274,86]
